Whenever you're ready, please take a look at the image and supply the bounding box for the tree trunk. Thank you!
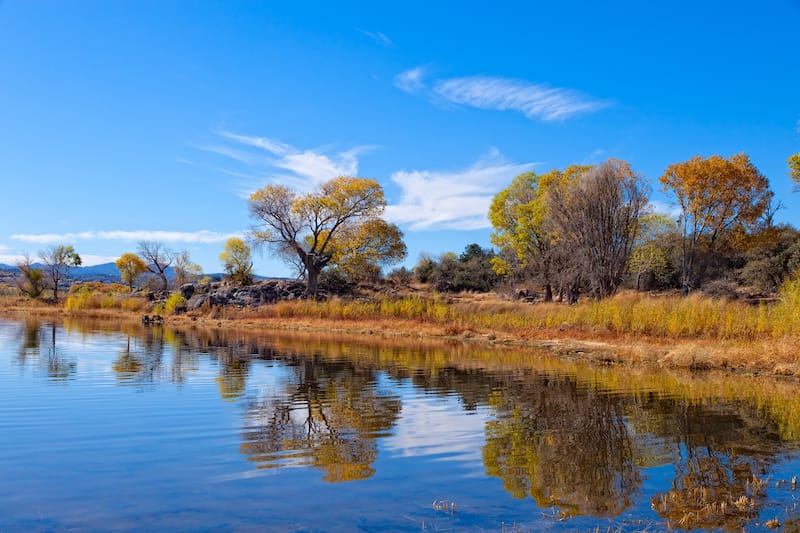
[544,283,553,303]
[306,263,320,298]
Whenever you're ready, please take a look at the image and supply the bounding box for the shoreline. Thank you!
[2,302,799,380]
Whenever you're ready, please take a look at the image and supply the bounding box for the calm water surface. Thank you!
[2,318,800,532]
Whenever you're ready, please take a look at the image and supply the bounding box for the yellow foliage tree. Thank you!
[660,154,772,294]
[789,153,800,189]
[489,166,589,301]
[115,253,149,292]
[248,176,394,296]
[324,219,406,283]
[219,237,253,286]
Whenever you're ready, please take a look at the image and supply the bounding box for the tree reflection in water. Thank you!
[646,401,781,530]
[482,371,790,528]
[15,320,800,527]
[483,374,640,517]
[16,321,76,382]
[112,328,165,384]
[239,356,401,482]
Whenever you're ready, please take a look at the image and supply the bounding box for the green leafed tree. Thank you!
[115,253,149,292]
[39,244,81,301]
[628,213,676,290]
[489,166,589,301]
[248,176,395,296]
[220,237,254,286]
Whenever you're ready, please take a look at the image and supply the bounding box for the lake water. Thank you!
[2,318,800,532]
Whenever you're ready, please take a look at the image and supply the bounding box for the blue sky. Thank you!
[1,1,799,276]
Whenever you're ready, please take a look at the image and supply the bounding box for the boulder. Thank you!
[180,283,195,300]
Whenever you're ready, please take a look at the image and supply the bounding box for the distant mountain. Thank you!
[70,262,121,278]
[0,262,122,281]
[0,262,254,284]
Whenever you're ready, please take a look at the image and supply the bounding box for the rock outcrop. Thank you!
[184,279,310,311]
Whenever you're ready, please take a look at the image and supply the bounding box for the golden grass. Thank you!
[5,273,800,373]
[223,283,800,342]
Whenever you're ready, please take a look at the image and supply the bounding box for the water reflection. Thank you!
[646,399,782,529]
[7,319,800,530]
[16,321,76,382]
[484,374,639,517]
[240,356,401,482]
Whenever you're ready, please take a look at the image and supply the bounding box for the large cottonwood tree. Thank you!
[248,176,402,296]
[660,154,772,294]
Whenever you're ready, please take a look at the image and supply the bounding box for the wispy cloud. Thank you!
[394,67,426,94]
[433,76,611,121]
[357,28,393,47]
[11,230,243,245]
[207,131,370,193]
[384,149,535,231]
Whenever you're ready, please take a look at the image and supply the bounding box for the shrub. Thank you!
[164,292,186,315]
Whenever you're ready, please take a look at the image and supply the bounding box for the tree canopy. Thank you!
[220,237,254,286]
[489,166,589,301]
[490,160,646,301]
[789,153,800,189]
[115,253,148,292]
[248,176,401,296]
[660,153,772,293]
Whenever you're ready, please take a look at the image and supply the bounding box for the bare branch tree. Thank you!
[137,241,175,291]
[549,159,648,299]
[39,245,82,301]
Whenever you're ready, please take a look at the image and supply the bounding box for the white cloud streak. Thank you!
[394,67,426,93]
[357,28,393,47]
[212,131,367,192]
[384,149,535,231]
[434,76,610,121]
[11,230,243,245]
